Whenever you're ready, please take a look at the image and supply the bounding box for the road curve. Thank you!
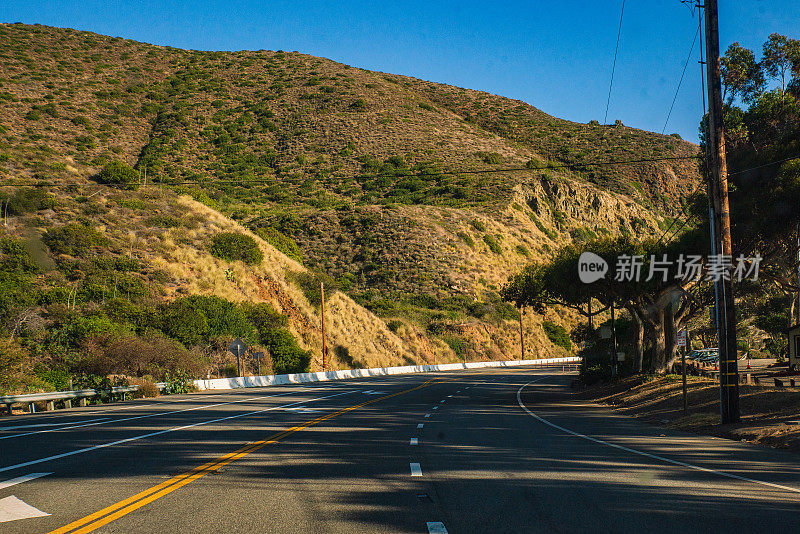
[1,367,799,533]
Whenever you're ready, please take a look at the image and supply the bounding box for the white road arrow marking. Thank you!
[0,496,49,523]
[0,472,51,490]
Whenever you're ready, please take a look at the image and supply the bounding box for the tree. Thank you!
[503,234,710,374]
[762,33,800,101]
[721,43,764,104]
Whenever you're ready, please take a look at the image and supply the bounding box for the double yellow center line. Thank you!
[49,380,439,534]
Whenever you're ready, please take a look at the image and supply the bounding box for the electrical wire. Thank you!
[662,26,700,134]
[604,0,626,125]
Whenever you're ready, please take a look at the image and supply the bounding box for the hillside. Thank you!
[0,23,702,392]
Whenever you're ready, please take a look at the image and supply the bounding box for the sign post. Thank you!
[230,338,247,377]
[677,329,688,414]
[254,351,264,376]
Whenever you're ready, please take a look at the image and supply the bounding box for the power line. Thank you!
[604,0,626,125]
[662,26,700,134]
[656,181,704,245]
[727,154,800,176]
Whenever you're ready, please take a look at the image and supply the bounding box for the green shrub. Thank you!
[443,336,467,361]
[159,296,255,346]
[543,321,572,351]
[93,160,140,189]
[480,152,502,164]
[3,188,56,215]
[456,231,475,248]
[0,237,38,273]
[254,227,303,263]
[515,244,530,257]
[185,295,254,340]
[209,232,263,265]
[569,227,597,244]
[43,223,108,257]
[471,220,486,232]
[244,302,287,342]
[159,299,208,347]
[483,235,502,254]
[529,213,557,239]
[386,319,403,333]
[291,270,338,306]
[349,99,366,111]
[146,215,182,228]
[265,328,311,374]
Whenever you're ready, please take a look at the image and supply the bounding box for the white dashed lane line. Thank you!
[410,463,423,476]
[410,438,418,445]
[433,406,438,410]
[417,423,424,429]
[424,413,431,418]
[0,472,51,490]
[439,400,445,403]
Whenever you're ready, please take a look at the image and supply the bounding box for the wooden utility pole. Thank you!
[519,307,525,361]
[320,281,328,372]
[704,0,740,423]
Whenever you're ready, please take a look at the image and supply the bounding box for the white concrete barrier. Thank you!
[193,357,581,391]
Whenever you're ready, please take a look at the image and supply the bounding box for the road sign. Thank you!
[230,338,247,377]
[677,330,687,348]
[229,338,247,355]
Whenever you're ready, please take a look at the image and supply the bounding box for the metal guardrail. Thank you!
[1,383,168,415]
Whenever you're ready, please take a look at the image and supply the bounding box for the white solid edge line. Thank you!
[516,378,800,495]
[0,390,302,441]
[0,472,52,490]
[427,521,448,534]
[0,390,355,474]
[0,419,110,431]
[410,438,418,445]
[417,423,424,429]
[410,462,423,476]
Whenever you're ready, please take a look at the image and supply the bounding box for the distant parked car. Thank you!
[698,350,720,363]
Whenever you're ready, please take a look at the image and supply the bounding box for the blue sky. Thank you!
[2,1,799,142]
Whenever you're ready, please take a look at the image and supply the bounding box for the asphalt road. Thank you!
[1,367,800,533]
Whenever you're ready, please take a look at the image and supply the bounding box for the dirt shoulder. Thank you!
[578,375,800,454]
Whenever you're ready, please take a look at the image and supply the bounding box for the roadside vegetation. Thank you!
[504,31,800,383]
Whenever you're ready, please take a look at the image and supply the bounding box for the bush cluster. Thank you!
[542,321,572,351]
[209,232,263,265]
[93,160,140,189]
